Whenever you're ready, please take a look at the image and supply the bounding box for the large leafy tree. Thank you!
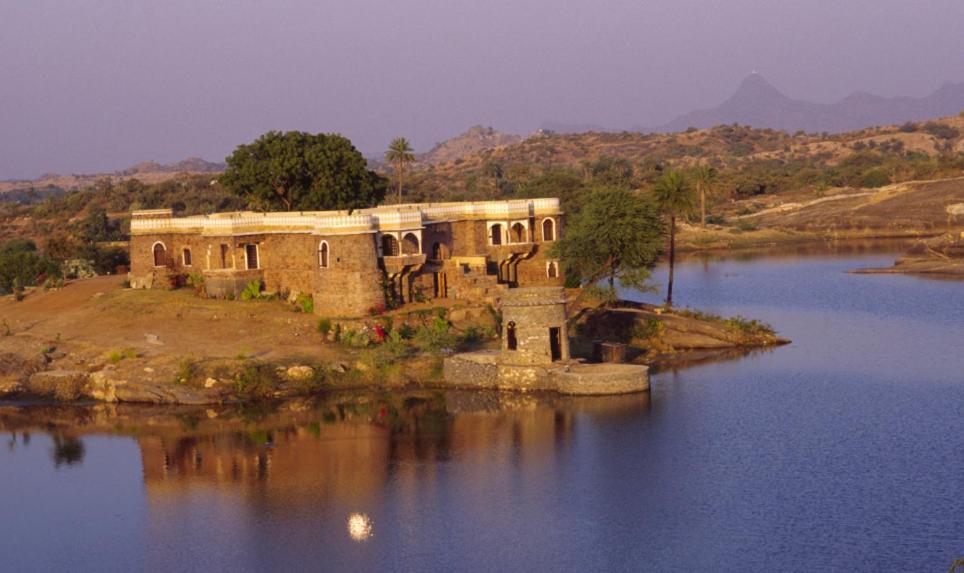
[385,137,416,204]
[652,170,696,307]
[220,131,386,212]
[550,187,663,305]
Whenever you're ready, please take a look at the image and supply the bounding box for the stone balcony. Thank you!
[382,254,427,275]
[486,242,535,258]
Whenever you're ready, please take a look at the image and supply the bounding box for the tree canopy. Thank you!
[220,131,387,212]
[550,187,663,303]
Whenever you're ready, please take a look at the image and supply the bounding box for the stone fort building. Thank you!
[129,198,564,317]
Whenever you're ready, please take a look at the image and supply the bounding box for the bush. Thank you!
[240,280,263,301]
[922,122,960,140]
[413,317,456,353]
[0,239,61,294]
[317,318,332,336]
[898,121,918,133]
[295,293,314,314]
[234,363,278,401]
[723,315,775,336]
[860,168,891,188]
[734,220,758,232]
[187,272,205,296]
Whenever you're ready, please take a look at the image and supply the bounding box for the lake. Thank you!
[1,246,962,572]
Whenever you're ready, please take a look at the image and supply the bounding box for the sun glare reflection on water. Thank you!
[347,513,373,542]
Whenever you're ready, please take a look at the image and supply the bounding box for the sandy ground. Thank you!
[1,276,335,364]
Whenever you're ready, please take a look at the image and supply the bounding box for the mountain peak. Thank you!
[732,72,785,100]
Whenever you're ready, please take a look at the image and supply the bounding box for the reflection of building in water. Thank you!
[134,393,652,505]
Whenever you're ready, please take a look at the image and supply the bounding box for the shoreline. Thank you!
[0,277,788,405]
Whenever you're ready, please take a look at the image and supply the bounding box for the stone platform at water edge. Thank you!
[443,351,650,395]
[443,286,650,395]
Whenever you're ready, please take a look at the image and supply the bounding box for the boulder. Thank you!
[27,370,89,401]
[285,365,315,380]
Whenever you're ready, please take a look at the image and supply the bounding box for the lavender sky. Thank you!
[2,0,963,180]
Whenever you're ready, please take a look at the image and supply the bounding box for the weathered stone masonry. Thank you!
[129,199,564,317]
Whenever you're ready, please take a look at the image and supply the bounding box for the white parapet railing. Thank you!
[130,198,562,236]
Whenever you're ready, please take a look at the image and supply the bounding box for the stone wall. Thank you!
[314,234,385,317]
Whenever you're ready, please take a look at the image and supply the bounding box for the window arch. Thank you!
[382,234,400,256]
[489,224,503,246]
[506,321,517,351]
[542,218,556,242]
[182,248,192,267]
[318,241,330,268]
[547,261,558,278]
[152,242,166,267]
[402,232,420,255]
[510,222,527,243]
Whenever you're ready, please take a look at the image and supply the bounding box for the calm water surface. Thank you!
[1,247,962,572]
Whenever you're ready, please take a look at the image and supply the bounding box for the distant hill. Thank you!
[419,125,522,165]
[537,121,610,134]
[0,157,224,195]
[651,73,964,134]
[118,157,224,176]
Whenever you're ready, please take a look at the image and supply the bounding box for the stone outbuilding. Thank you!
[443,287,650,395]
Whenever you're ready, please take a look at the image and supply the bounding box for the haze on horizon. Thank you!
[2,0,963,180]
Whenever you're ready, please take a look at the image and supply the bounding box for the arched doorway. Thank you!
[152,242,166,267]
[542,218,555,242]
[510,222,526,243]
[547,261,558,278]
[490,224,503,246]
[382,234,400,256]
[402,233,420,255]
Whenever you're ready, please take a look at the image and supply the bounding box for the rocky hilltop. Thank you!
[419,125,522,165]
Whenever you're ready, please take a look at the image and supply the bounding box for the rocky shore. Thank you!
[855,232,964,276]
[1,277,788,405]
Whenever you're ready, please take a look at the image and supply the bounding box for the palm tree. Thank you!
[693,165,717,228]
[652,169,696,307]
[385,137,416,204]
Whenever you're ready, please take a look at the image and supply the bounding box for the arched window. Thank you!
[402,233,420,255]
[506,321,517,351]
[382,234,400,256]
[182,248,192,267]
[152,242,166,267]
[510,222,527,243]
[542,218,555,242]
[547,261,558,278]
[318,241,329,268]
[489,224,503,246]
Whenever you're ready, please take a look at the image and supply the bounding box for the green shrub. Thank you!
[317,318,332,336]
[723,315,775,336]
[413,317,456,353]
[860,168,890,188]
[107,348,138,364]
[187,272,205,296]
[734,219,758,232]
[174,359,201,386]
[234,363,278,401]
[295,293,314,314]
[240,280,263,301]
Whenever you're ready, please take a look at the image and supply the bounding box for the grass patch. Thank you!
[107,348,138,364]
